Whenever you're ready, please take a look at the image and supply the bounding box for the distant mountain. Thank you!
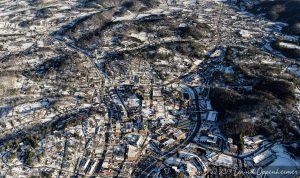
[235,0,300,59]
[247,0,300,37]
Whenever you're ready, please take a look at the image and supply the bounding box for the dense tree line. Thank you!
[209,87,260,112]
[254,77,296,102]
[271,41,300,59]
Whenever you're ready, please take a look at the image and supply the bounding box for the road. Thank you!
[114,87,130,119]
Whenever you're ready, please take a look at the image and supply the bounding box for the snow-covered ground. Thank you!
[279,42,300,50]
[260,144,300,178]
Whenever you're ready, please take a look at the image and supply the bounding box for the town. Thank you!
[0,0,299,177]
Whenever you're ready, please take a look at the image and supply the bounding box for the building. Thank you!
[177,118,191,129]
[244,135,264,149]
[228,138,238,153]
[215,154,235,167]
[199,134,219,147]
[207,111,217,122]
[88,161,98,175]
[127,145,140,161]
[229,144,238,153]
[128,95,140,108]
[252,150,276,167]
[173,130,186,140]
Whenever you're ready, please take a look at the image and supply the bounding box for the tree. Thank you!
[254,77,295,102]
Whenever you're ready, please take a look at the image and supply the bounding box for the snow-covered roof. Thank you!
[207,111,217,122]
[253,150,273,164]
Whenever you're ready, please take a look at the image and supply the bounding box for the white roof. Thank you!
[253,150,273,164]
[210,49,223,58]
[215,154,234,166]
[128,145,138,158]
[207,111,217,122]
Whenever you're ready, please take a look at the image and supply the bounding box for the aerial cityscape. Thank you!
[0,0,299,177]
